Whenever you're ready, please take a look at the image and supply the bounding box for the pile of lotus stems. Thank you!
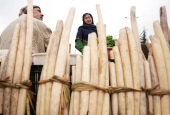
[68,4,108,115]
[109,26,140,115]
[36,20,63,115]
[0,0,33,115]
[36,7,75,115]
[110,5,170,115]
[108,5,170,115]
[38,4,170,115]
[1,2,170,115]
[69,32,107,115]
[68,4,169,115]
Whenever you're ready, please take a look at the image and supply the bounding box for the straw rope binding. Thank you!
[72,81,170,96]
[0,77,35,114]
[38,75,71,114]
[0,77,32,89]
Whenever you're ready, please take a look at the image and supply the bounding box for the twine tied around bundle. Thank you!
[0,77,32,89]
[72,81,170,96]
[0,77,35,115]
[141,85,170,96]
[38,75,71,115]
[72,81,141,94]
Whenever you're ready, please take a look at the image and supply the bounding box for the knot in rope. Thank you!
[105,86,114,94]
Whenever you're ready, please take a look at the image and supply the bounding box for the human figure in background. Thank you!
[75,13,97,53]
[0,5,52,54]
[19,5,44,20]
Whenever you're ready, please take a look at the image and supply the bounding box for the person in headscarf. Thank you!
[0,5,52,54]
[75,13,97,53]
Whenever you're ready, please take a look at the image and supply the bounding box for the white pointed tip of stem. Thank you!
[125,27,130,31]
[149,35,152,39]
[131,6,136,10]
[70,7,76,11]
[153,20,159,25]
[57,20,63,23]
[160,6,166,9]
[96,4,100,7]
[91,32,97,37]
[119,28,126,34]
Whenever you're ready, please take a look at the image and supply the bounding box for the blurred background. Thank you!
[0,0,169,54]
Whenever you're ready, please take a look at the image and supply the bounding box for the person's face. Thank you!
[33,8,44,20]
[84,14,92,24]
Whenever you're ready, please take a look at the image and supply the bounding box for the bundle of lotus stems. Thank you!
[70,5,170,115]
[1,1,170,115]
[41,4,170,115]
[110,5,170,115]
[36,7,75,115]
[0,0,33,115]
[36,20,63,115]
[68,4,108,115]
[108,5,170,115]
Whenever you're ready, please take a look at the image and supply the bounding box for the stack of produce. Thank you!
[109,26,140,115]
[0,0,33,115]
[148,6,170,115]
[70,33,101,115]
[69,5,170,115]
[69,4,142,115]
[108,5,170,115]
[36,7,75,115]
[36,20,63,115]
[131,6,147,115]
[69,4,144,115]
[49,7,75,115]
[1,1,170,115]
[69,4,109,115]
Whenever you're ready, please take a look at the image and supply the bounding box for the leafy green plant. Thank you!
[106,35,117,47]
